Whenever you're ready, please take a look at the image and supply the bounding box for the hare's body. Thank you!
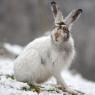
[14,35,75,83]
[14,1,82,95]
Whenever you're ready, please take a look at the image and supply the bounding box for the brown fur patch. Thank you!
[54,32,60,41]
[57,22,66,26]
[63,26,69,32]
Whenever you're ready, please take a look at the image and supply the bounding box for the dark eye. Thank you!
[63,26,69,33]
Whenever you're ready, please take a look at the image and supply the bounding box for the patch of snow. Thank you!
[0,87,38,95]
[0,58,13,75]
[62,71,95,95]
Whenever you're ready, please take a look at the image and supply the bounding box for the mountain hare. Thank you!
[14,1,82,95]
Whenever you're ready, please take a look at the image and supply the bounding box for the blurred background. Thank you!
[0,0,95,81]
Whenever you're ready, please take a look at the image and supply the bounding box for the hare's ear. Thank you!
[64,9,83,28]
[51,1,64,25]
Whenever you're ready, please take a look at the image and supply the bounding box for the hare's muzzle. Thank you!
[57,24,70,41]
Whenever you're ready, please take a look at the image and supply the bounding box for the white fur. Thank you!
[14,2,82,94]
[14,35,75,83]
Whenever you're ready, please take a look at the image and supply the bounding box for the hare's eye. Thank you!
[63,27,69,32]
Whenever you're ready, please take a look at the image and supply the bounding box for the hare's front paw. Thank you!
[64,87,79,95]
[57,85,80,95]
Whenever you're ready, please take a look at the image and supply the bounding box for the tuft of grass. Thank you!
[21,83,43,92]
[22,86,30,91]
[27,83,43,93]
[6,75,15,80]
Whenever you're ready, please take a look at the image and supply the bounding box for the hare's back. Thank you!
[23,36,51,52]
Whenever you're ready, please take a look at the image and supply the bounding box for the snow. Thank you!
[0,43,95,95]
[62,71,95,95]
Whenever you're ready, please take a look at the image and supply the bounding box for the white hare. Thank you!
[14,1,82,95]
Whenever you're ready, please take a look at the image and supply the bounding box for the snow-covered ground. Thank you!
[0,43,95,95]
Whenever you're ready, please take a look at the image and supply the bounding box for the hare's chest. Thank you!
[50,49,74,71]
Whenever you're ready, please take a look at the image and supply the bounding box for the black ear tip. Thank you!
[78,9,83,13]
[51,1,56,5]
